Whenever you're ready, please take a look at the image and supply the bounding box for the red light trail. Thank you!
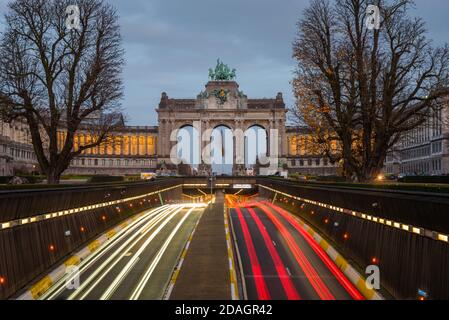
[235,207,271,300]
[247,203,335,300]
[262,202,364,300]
[246,207,301,300]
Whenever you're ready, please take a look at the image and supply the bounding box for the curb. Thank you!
[227,206,248,300]
[224,206,239,300]
[163,215,202,300]
[16,209,154,300]
[290,213,384,300]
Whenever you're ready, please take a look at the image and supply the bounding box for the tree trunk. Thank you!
[46,168,62,185]
[359,157,386,182]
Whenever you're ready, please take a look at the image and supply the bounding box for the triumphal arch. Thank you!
[156,60,288,175]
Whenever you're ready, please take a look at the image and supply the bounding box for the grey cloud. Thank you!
[0,0,448,125]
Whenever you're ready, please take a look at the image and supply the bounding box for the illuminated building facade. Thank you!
[63,126,159,176]
[0,120,38,176]
[285,127,339,176]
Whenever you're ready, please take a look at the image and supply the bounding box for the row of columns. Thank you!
[71,133,157,157]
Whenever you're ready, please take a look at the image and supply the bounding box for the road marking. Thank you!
[253,203,334,300]
[235,207,270,300]
[264,201,378,300]
[67,206,179,300]
[99,207,185,300]
[130,207,196,300]
[36,205,171,300]
[224,208,240,300]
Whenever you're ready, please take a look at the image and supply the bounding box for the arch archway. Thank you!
[211,125,234,175]
[245,125,268,169]
[176,125,200,170]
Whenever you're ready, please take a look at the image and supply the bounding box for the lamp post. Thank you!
[209,172,216,198]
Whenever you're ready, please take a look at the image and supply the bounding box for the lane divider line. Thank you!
[43,206,171,300]
[224,206,240,301]
[235,207,270,300]
[228,208,248,300]
[252,203,334,300]
[245,207,301,300]
[130,208,196,300]
[71,207,177,300]
[263,202,364,300]
[96,207,186,300]
[261,201,384,301]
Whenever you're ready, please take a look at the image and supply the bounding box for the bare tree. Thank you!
[0,0,124,184]
[292,0,449,181]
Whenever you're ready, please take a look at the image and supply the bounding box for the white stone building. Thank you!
[0,120,38,176]
[384,103,449,176]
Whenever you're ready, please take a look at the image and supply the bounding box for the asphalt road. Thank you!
[40,204,204,300]
[230,201,364,300]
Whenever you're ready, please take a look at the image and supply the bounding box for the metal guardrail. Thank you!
[257,178,449,234]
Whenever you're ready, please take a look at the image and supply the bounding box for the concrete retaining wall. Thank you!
[0,181,182,299]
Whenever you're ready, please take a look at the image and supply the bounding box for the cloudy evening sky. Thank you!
[0,0,448,126]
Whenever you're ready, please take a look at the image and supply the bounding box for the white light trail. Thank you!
[129,207,197,300]
[99,206,185,300]
[67,206,181,300]
[43,205,171,300]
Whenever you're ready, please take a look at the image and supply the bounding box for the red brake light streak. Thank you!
[249,203,335,300]
[262,202,365,300]
[235,207,271,300]
[246,207,301,300]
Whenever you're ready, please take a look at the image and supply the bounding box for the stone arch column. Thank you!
[234,119,244,173]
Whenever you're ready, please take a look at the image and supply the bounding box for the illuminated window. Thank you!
[74,135,79,152]
[290,136,298,156]
[147,136,155,155]
[79,134,86,154]
[123,136,130,155]
[57,132,65,151]
[300,136,306,155]
[115,136,122,155]
[85,135,92,155]
[139,136,146,155]
[131,136,138,155]
[99,142,105,155]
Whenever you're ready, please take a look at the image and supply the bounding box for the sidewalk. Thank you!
[170,191,232,300]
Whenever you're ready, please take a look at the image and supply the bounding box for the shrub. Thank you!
[0,176,12,184]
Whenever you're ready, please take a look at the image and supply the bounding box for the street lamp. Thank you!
[209,173,215,196]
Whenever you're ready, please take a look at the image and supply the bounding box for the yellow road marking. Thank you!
[31,276,53,300]
[88,240,101,253]
[64,255,81,267]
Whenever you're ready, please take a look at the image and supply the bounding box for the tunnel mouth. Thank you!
[182,188,259,203]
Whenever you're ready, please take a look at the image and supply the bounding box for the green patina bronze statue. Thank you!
[208,59,236,81]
